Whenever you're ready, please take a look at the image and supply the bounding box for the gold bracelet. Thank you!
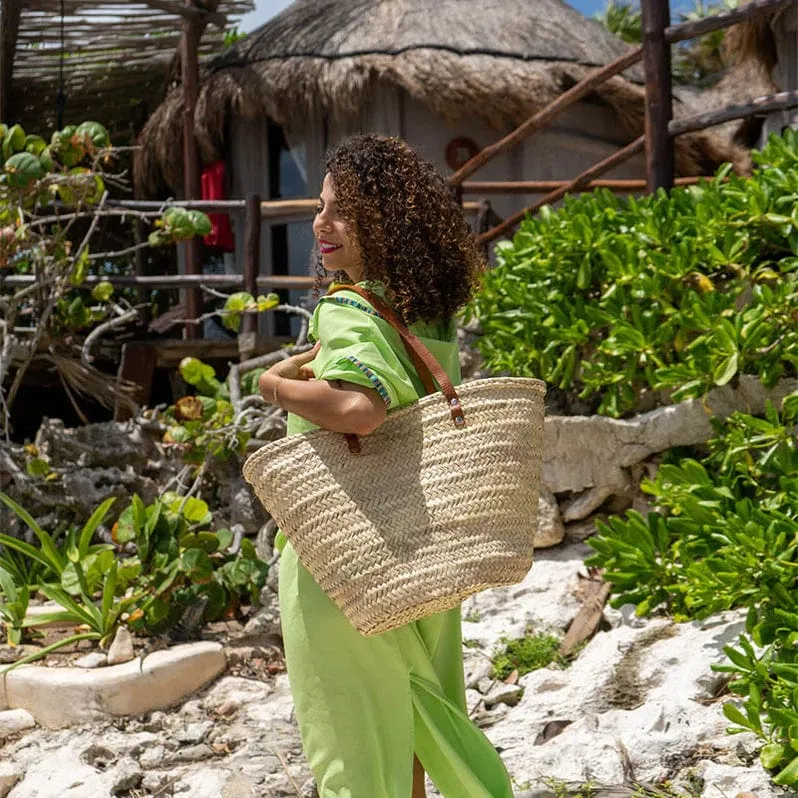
[272,377,283,409]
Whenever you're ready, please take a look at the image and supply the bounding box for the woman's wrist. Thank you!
[258,370,282,405]
[272,375,284,408]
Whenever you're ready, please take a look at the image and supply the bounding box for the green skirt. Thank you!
[279,540,515,798]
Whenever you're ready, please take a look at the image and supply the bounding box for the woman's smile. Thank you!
[318,239,342,255]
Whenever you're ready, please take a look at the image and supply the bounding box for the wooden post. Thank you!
[133,219,151,327]
[114,344,157,422]
[0,0,21,122]
[180,4,203,340]
[242,193,261,336]
[642,0,675,192]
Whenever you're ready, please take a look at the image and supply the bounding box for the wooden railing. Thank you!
[449,0,798,243]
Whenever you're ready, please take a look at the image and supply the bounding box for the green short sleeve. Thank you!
[309,292,419,410]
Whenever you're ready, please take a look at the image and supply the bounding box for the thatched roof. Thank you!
[4,0,252,140]
[134,0,751,197]
[724,8,779,76]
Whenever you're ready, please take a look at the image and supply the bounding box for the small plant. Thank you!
[160,355,274,465]
[112,493,269,634]
[491,632,564,680]
[0,490,269,669]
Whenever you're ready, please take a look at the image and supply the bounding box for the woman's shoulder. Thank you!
[314,281,389,321]
[309,283,387,342]
[317,287,383,318]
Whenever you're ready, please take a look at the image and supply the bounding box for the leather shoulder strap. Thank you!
[326,284,464,428]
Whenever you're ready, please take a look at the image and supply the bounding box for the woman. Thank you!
[258,134,514,798]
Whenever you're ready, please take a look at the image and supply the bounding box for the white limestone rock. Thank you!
[106,626,135,666]
[534,488,565,548]
[75,652,107,669]
[0,708,35,738]
[0,762,22,798]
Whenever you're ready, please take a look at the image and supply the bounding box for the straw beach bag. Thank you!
[243,286,546,636]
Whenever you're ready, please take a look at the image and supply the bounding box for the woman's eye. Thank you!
[315,204,323,214]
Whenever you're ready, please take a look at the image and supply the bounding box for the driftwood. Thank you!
[559,578,612,657]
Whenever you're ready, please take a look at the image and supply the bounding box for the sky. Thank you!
[237,0,608,33]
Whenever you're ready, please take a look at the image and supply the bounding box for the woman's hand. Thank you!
[259,344,320,403]
[258,341,386,435]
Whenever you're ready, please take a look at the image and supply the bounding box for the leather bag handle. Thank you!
[326,285,466,453]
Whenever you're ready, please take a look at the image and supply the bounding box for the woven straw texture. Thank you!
[243,377,545,636]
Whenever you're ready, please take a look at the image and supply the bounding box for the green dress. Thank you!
[276,283,514,798]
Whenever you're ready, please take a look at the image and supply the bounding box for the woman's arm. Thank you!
[258,346,386,436]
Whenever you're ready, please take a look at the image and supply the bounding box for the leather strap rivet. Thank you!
[449,398,459,407]
[454,416,465,426]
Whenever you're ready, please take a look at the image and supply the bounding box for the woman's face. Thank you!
[313,173,364,283]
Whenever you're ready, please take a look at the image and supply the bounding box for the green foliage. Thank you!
[0,566,29,645]
[595,0,642,44]
[112,493,268,635]
[159,358,248,463]
[221,291,280,333]
[586,393,798,783]
[595,0,737,87]
[586,393,798,619]
[0,491,268,666]
[160,354,272,464]
[469,132,798,417]
[222,26,246,47]
[147,207,213,247]
[491,632,564,680]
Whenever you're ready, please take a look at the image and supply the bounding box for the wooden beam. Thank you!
[107,198,483,216]
[0,0,22,122]
[448,47,643,187]
[1,274,319,290]
[243,194,261,335]
[462,177,704,194]
[669,90,798,136]
[181,6,203,341]
[139,0,227,27]
[642,0,675,192]
[477,136,646,244]
[114,344,156,422]
[150,336,293,369]
[666,0,798,42]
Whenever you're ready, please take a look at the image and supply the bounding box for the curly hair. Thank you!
[313,134,484,325]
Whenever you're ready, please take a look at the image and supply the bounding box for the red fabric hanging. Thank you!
[200,160,235,251]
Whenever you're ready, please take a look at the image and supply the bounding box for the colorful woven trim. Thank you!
[325,295,383,318]
[346,356,391,407]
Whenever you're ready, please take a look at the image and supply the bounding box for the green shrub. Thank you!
[586,392,798,619]
[469,131,798,417]
[586,392,798,784]
[491,632,564,680]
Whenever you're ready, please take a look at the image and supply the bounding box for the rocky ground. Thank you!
[0,537,780,798]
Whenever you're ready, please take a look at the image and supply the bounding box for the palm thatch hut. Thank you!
[724,2,798,145]
[134,0,750,283]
